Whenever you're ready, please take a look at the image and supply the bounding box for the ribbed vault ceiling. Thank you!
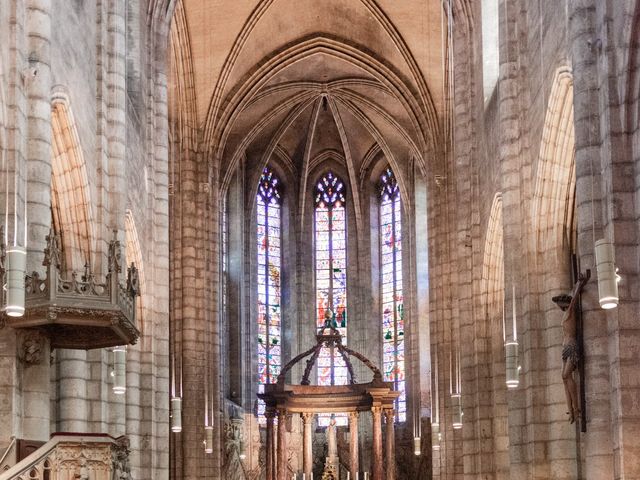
[172,0,445,188]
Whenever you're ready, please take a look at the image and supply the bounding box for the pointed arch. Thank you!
[208,36,434,178]
[378,166,406,421]
[204,0,437,148]
[531,67,576,258]
[256,166,283,422]
[482,193,504,315]
[480,192,511,478]
[313,171,348,385]
[50,91,95,271]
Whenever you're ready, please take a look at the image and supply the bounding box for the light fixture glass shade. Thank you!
[5,246,26,317]
[112,346,126,394]
[413,436,421,456]
[171,397,182,432]
[505,341,519,388]
[431,422,441,450]
[451,394,463,429]
[204,426,214,454]
[595,239,618,309]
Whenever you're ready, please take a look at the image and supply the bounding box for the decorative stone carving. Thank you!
[111,437,131,480]
[224,417,243,457]
[2,227,139,349]
[21,332,45,365]
[77,455,89,479]
[223,417,247,480]
[126,263,140,297]
[108,230,122,274]
[43,229,62,269]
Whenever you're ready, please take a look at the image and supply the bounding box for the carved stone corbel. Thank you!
[21,331,46,365]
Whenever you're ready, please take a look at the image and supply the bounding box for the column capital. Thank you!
[301,412,314,423]
[384,408,396,421]
[348,411,359,421]
[265,407,277,419]
[371,405,383,416]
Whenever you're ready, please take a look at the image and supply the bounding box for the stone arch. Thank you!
[50,91,95,272]
[482,193,504,316]
[168,0,198,152]
[209,36,433,179]
[529,66,579,474]
[125,210,147,338]
[204,0,437,146]
[480,192,510,478]
[531,67,576,260]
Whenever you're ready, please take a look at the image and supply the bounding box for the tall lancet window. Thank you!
[315,172,348,426]
[257,167,282,423]
[314,172,348,379]
[380,167,406,421]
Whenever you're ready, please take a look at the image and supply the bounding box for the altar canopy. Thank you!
[259,321,399,480]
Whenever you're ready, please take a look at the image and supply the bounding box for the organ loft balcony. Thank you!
[0,230,140,349]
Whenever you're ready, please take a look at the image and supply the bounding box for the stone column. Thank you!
[372,406,383,480]
[349,411,359,477]
[302,413,313,477]
[22,0,53,443]
[271,416,277,479]
[266,409,275,480]
[384,409,395,480]
[277,408,288,480]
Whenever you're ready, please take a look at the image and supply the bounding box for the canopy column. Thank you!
[277,408,288,480]
[349,411,359,477]
[372,406,383,480]
[384,408,396,480]
[302,412,314,477]
[266,408,276,480]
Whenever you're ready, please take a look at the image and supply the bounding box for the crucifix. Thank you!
[552,270,590,425]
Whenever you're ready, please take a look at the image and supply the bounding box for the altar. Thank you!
[258,322,399,480]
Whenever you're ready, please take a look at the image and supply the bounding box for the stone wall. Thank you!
[0,1,172,478]
[430,1,640,479]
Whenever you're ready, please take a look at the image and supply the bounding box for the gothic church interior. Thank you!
[0,0,639,479]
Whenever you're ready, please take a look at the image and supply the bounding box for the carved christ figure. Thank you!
[552,272,589,424]
[327,415,338,457]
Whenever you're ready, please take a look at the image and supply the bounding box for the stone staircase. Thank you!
[0,434,130,480]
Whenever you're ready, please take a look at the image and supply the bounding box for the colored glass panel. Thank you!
[257,168,282,424]
[379,167,406,422]
[315,172,349,427]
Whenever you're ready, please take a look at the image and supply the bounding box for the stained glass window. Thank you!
[257,167,282,424]
[222,197,228,392]
[380,167,406,422]
[314,172,348,426]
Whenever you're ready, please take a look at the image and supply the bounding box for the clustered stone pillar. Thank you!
[277,408,288,480]
[349,411,359,477]
[384,409,395,480]
[266,408,276,480]
[372,406,383,480]
[302,413,314,477]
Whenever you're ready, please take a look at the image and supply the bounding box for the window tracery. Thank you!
[314,171,348,426]
[379,167,405,421]
[256,167,282,422]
